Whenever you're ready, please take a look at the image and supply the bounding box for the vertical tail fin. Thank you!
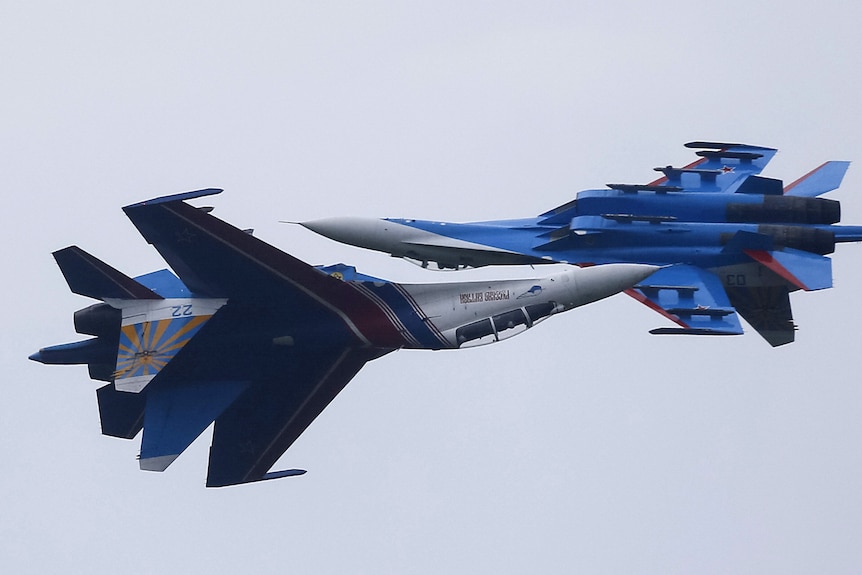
[783,161,851,197]
[43,246,227,393]
[53,246,163,300]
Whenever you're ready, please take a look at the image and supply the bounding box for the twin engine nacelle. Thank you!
[756,225,836,255]
[727,195,840,225]
[74,302,121,337]
[716,225,837,255]
[75,303,121,381]
[578,192,841,225]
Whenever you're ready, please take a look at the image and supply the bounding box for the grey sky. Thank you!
[4,1,862,573]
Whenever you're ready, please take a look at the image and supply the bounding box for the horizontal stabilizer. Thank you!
[139,380,248,471]
[744,249,832,291]
[53,246,163,301]
[784,161,851,197]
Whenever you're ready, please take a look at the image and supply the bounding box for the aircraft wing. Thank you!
[205,346,380,487]
[628,263,805,346]
[646,141,780,193]
[627,265,745,339]
[120,189,397,486]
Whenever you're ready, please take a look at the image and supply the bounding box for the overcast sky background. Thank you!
[4,1,862,573]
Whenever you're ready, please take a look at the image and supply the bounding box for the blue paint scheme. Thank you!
[134,269,193,298]
[785,161,851,197]
[766,249,833,291]
[33,191,402,486]
[28,338,114,365]
[32,190,658,485]
[140,380,249,467]
[632,265,743,336]
[42,190,657,486]
[316,142,862,346]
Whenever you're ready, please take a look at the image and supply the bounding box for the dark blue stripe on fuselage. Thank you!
[354,281,449,349]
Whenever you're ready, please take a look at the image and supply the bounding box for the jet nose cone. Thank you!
[300,217,410,252]
[300,217,362,236]
[570,263,660,306]
[607,263,661,290]
[299,217,378,246]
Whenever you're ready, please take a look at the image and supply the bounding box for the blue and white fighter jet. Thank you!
[30,189,655,487]
[302,142,862,346]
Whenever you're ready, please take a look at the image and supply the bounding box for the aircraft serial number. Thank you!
[171,304,194,317]
[725,274,747,286]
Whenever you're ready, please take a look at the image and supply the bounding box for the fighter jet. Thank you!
[301,142,862,346]
[30,189,655,487]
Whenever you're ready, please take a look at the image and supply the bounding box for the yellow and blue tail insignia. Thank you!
[113,299,226,392]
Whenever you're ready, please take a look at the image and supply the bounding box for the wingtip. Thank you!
[123,188,223,210]
[139,453,180,472]
[205,468,307,488]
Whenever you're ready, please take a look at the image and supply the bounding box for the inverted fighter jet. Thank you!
[301,142,862,346]
[30,189,655,487]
